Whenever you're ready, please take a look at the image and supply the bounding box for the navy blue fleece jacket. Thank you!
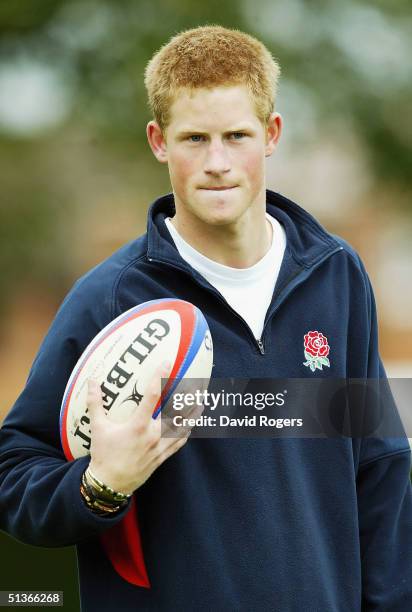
[1,190,411,611]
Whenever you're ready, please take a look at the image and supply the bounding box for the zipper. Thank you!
[147,245,343,357]
[147,256,265,353]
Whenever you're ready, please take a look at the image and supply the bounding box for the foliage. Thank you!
[0,0,410,308]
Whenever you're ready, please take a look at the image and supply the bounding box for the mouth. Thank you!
[199,186,238,191]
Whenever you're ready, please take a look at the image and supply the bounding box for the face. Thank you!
[147,85,281,228]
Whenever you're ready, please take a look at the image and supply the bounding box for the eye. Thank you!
[230,132,247,140]
[188,134,204,142]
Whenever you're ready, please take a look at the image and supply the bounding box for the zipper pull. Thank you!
[257,339,265,355]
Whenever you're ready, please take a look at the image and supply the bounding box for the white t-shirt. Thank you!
[165,214,286,340]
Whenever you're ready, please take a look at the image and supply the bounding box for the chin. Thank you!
[203,216,235,227]
[199,208,243,227]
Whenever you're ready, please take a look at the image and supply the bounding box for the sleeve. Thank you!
[0,275,131,547]
[355,265,412,610]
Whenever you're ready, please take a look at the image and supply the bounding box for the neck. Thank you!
[170,198,272,269]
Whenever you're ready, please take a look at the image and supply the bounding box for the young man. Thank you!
[1,26,411,611]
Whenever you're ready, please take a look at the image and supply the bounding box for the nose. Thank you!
[203,140,231,175]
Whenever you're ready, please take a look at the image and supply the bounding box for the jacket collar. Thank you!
[146,189,341,270]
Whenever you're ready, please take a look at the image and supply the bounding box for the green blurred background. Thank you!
[1,0,411,607]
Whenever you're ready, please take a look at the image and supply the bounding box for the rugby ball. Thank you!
[60,298,213,461]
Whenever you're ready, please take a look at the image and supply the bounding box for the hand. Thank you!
[86,363,196,495]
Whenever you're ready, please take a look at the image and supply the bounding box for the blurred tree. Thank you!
[0,0,411,311]
[0,0,410,175]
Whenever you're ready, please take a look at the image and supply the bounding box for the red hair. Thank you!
[144,25,281,131]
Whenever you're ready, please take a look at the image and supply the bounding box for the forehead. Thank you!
[167,84,261,132]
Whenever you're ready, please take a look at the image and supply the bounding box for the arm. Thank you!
[358,449,412,611]
[0,273,192,549]
[355,265,412,610]
[0,278,131,547]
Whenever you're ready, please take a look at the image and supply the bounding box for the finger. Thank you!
[87,378,106,423]
[136,360,172,422]
[151,412,162,437]
[157,412,179,438]
[172,390,205,435]
[176,409,202,438]
[158,407,198,439]
[162,380,205,433]
[184,401,204,421]
[155,431,190,466]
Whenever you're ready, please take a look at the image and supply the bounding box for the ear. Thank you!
[146,121,168,163]
[265,112,282,157]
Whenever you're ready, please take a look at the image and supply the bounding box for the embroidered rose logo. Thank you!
[303,331,330,372]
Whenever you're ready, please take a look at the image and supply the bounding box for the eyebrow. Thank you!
[175,125,255,137]
[176,130,207,137]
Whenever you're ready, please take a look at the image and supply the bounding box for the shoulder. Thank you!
[53,234,148,335]
[331,234,362,267]
[330,234,372,292]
